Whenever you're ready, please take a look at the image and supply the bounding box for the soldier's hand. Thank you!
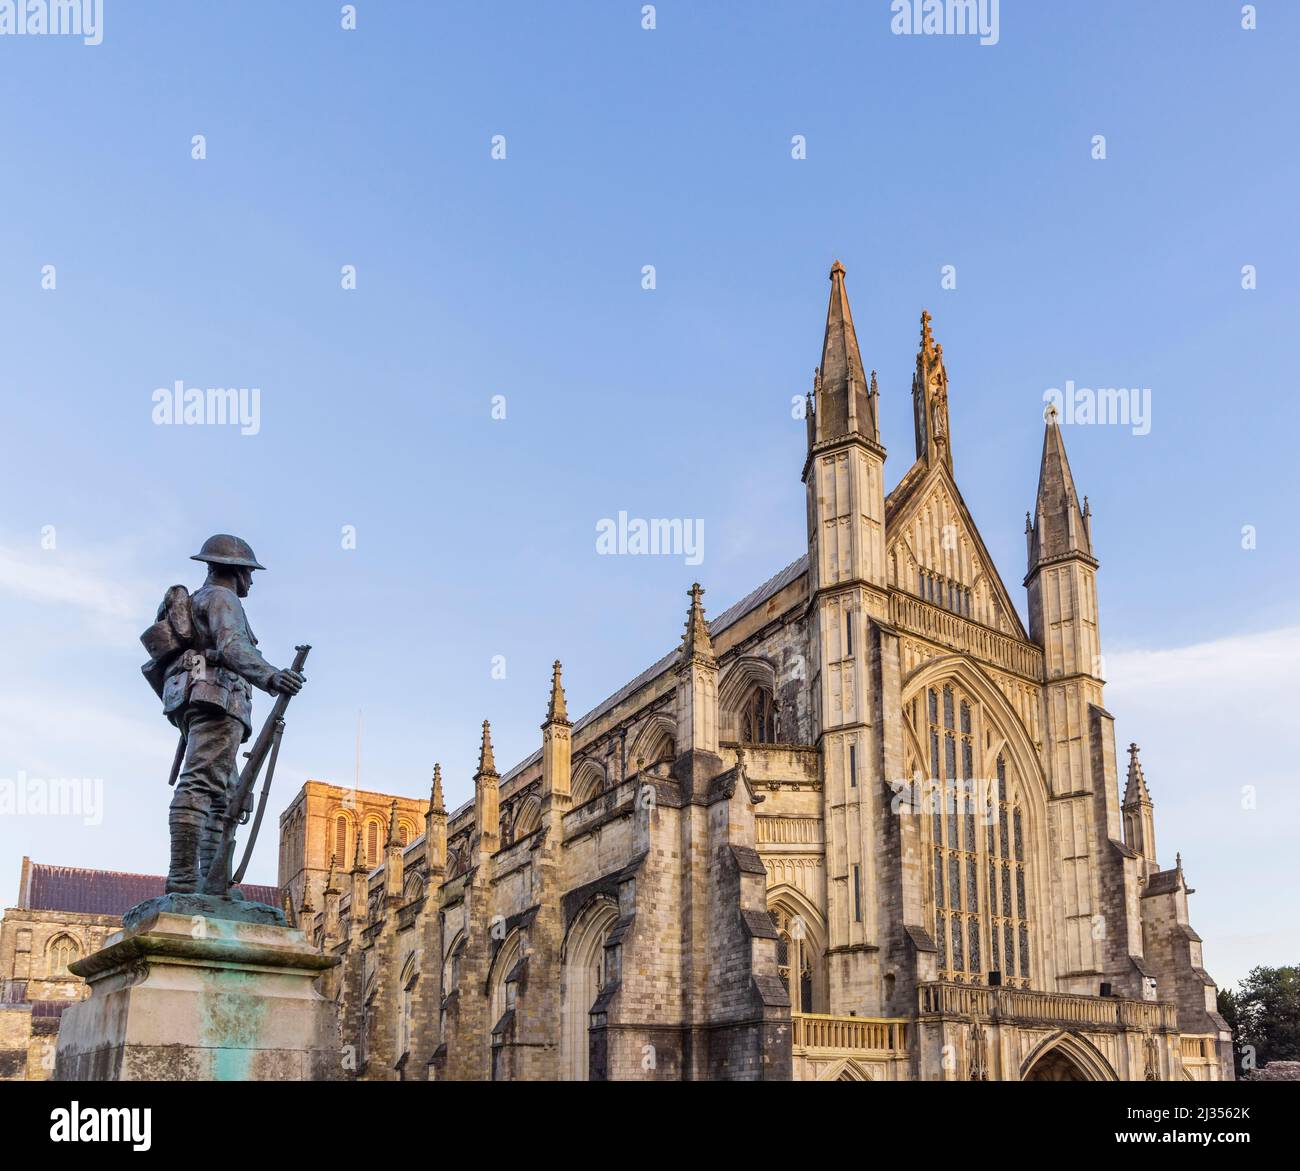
[270,669,305,695]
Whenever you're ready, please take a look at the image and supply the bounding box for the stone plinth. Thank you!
[54,905,342,1081]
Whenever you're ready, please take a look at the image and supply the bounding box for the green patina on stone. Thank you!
[200,967,267,1081]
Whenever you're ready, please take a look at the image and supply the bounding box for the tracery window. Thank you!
[50,936,79,977]
[987,754,1031,982]
[741,686,776,745]
[920,684,1032,987]
[773,907,814,1013]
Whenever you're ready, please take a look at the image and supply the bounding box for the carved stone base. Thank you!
[54,908,341,1081]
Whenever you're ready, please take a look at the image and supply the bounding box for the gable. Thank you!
[885,461,1028,640]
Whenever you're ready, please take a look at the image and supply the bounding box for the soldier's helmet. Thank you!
[190,534,266,571]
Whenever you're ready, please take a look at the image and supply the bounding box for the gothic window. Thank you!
[50,936,79,977]
[512,797,542,840]
[741,686,776,745]
[918,686,1034,987]
[396,953,418,1066]
[365,819,381,867]
[988,755,1032,983]
[490,931,525,1056]
[773,907,816,1014]
[561,900,619,1080]
[397,822,411,848]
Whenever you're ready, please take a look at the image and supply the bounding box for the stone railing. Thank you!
[791,1013,908,1054]
[918,981,1179,1031]
[755,816,823,845]
[890,594,1044,681]
[1180,1034,1216,1061]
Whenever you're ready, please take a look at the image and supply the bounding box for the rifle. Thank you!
[203,644,311,896]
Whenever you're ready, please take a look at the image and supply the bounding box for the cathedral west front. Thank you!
[274,261,1234,1082]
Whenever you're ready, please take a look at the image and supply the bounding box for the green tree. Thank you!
[1220,965,1300,1077]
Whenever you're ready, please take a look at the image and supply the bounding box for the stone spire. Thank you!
[1122,742,1157,867]
[384,799,403,904]
[675,582,721,794]
[1123,742,1152,807]
[475,720,500,849]
[1027,410,1095,577]
[385,797,401,849]
[429,762,446,816]
[812,260,877,445]
[912,309,952,471]
[542,662,573,803]
[680,583,716,666]
[546,659,570,725]
[350,826,369,930]
[477,719,497,777]
[323,854,341,948]
[426,763,448,876]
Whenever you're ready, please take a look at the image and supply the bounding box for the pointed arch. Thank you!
[901,654,1051,989]
[402,870,425,904]
[768,884,828,1014]
[818,1057,873,1081]
[718,656,779,742]
[46,932,81,978]
[572,758,606,806]
[488,929,525,1034]
[1020,1030,1118,1082]
[901,655,1046,803]
[560,896,620,1080]
[512,794,542,840]
[628,713,677,772]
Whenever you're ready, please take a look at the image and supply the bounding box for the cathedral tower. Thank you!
[804,262,889,1009]
[1025,414,1120,990]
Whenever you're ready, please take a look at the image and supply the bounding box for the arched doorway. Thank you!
[560,898,619,1080]
[1020,1031,1118,1082]
[1023,1050,1088,1081]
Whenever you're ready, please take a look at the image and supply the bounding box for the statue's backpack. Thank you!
[140,584,194,699]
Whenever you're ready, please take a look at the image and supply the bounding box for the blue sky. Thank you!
[0,1,1296,987]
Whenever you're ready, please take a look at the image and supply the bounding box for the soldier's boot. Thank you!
[165,807,204,894]
[197,819,233,897]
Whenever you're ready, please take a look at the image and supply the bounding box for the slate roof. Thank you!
[446,554,811,815]
[23,863,277,917]
[550,553,808,749]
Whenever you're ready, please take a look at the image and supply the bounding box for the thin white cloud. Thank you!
[0,540,159,650]
[0,542,152,619]
[1106,625,1300,987]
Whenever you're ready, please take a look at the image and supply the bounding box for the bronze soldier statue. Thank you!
[141,535,305,897]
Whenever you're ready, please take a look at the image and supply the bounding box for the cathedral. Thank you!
[277,262,1234,1082]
